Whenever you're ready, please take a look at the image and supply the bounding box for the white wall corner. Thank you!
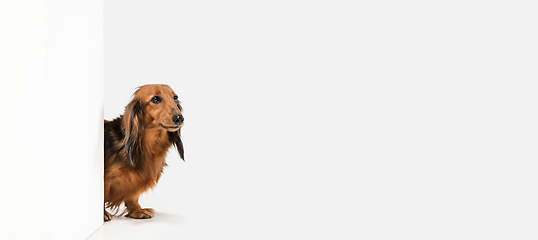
[0,0,103,239]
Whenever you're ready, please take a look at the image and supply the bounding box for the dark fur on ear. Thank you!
[169,100,184,161]
[123,98,145,167]
[169,129,184,161]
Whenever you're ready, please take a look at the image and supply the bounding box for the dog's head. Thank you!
[123,84,184,166]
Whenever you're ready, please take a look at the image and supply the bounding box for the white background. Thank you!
[98,0,538,239]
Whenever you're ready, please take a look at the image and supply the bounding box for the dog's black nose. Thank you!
[172,114,184,125]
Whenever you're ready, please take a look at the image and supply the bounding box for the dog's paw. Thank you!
[126,208,155,219]
[104,210,112,222]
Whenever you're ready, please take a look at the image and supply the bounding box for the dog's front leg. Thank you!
[104,210,112,221]
[124,198,155,219]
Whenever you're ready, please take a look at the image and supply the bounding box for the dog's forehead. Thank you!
[137,84,176,98]
[160,85,176,96]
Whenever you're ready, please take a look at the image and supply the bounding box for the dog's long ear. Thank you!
[123,98,145,167]
[169,128,184,161]
[172,101,184,161]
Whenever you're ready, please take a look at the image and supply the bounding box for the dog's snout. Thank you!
[172,114,184,125]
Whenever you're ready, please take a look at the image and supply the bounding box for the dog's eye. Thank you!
[173,96,178,102]
[151,96,162,104]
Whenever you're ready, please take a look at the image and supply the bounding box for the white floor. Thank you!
[87,213,183,240]
[87,145,363,240]
[86,110,536,239]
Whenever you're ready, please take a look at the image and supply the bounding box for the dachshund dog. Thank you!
[103,84,184,221]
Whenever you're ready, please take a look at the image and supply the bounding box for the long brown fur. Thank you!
[103,84,184,221]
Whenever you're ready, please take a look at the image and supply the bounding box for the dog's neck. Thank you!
[136,127,173,174]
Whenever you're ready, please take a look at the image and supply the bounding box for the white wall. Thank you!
[46,0,104,239]
[0,1,103,240]
[105,1,538,239]
[0,1,48,239]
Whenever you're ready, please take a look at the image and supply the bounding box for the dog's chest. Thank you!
[132,166,163,186]
[114,165,164,195]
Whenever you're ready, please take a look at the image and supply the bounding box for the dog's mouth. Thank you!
[159,124,180,132]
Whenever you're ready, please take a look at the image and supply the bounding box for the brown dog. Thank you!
[103,84,184,221]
